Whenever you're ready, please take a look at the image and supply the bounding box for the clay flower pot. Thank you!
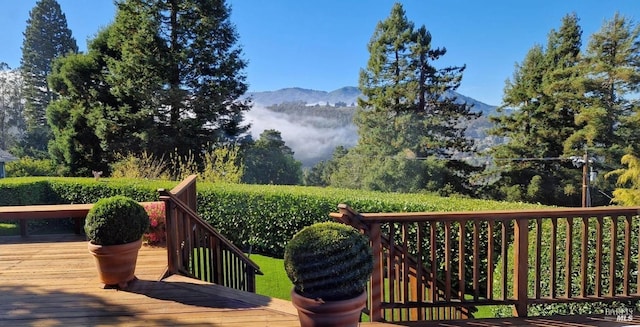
[291,289,367,327]
[88,239,142,288]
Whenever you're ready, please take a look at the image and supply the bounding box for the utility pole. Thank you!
[581,150,589,207]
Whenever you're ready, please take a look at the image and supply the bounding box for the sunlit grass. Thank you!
[0,222,18,236]
[248,254,293,300]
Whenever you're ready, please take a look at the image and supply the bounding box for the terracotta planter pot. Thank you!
[290,289,367,327]
[88,239,142,288]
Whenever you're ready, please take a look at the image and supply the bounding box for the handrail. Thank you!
[0,202,157,236]
[332,204,640,323]
[159,175,262,293]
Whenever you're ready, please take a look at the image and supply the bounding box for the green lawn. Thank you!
[249,254,293,300]
[0,222,18,236]
[248,253,497,319]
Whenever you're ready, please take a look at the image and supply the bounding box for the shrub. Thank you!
[110,151,169,180]
[6,157,57,177]
[284,222,373,301]
[143,201,166,246]
[84,196,150,246]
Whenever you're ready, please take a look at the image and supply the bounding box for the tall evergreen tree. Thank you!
[488,14,584,206]
[332,3,479,194]
[107,0,251,157]
[48,26,150,176]
[565,13,640,169]
[46,0,251,175]
[20,0,77,157]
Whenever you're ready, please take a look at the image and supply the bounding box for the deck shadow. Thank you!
[0,284,205,326]
[124,277,272,309]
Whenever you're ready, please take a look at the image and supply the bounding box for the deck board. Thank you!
[0,234,300,327]
[2,234,640,327]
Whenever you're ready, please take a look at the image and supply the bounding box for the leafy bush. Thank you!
[110,151,170,180]
[284,222,373,301]
[6,157,57,177]
[143,201,166,245]
[84,195,150,246]
[0,178,60,205]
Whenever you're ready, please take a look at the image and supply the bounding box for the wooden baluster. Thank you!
[513,217,529,317]
[595,216,603,297]
[565,217,573,298]
[369,222,383,322]
[535,217,541,299]
[581,217,589,298]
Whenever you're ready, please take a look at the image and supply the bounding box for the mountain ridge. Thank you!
[245,86,498,115]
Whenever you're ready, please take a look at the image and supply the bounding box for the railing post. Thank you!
[369,221,384,322]
[512,217,529,317]
[159,189,179,278]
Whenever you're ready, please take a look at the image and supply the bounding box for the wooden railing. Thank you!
[331,204,640,323]
[159,175,262,292]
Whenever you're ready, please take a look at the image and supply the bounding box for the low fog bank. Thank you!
[245,105,358,167]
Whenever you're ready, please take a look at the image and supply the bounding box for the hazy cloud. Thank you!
[245,105,358,167]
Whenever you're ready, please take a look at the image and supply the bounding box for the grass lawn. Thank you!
[249,254,293,300]
[0,222,18,236]
[247,253,497,319]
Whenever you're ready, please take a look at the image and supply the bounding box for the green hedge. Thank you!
[0,177,542,258]
[0,177,176,205]
[196,183,543,257]
[493,217,640,317]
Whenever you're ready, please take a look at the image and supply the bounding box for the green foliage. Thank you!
[5,157,57,177]
[337,3,480,194]
[46,0,251,174]
[608,154,640,206]
[201,145,244,184]
[84,195,150,246]
[1,176,543,259]
[107,0,251,157]
[566,14,640,157]
[284,222,373,301]
[110,151,169,180]
[0,178,59,205]
[242,129,302,185]
[489,14,584,207]
[197,182,543,258]
[20,0,77,155]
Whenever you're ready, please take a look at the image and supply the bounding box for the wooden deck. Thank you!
[0,234,300,326]
[2,234,640,327]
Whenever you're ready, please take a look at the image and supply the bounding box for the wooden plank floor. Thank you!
[2,234,640,327]
[0,234,301,326]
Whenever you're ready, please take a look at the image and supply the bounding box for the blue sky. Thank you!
[1,1,638,106]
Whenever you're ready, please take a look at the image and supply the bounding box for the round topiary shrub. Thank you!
[85,195,150,246]
[284,221,373,301]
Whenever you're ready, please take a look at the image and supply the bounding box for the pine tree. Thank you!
[566,13,640,168]
[46,0,251,175]
[489,14,584,206]
[357,3,476,158]
[20,0,77,156]
[333,3,478,194]
[108,0,251,157]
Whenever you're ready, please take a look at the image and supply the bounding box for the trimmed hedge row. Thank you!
[0,177,176,205]
[0,177,541,257]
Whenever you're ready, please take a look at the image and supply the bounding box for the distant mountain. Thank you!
[245,86,498,115]
[245,86,361,107]
[243,87,502,167]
